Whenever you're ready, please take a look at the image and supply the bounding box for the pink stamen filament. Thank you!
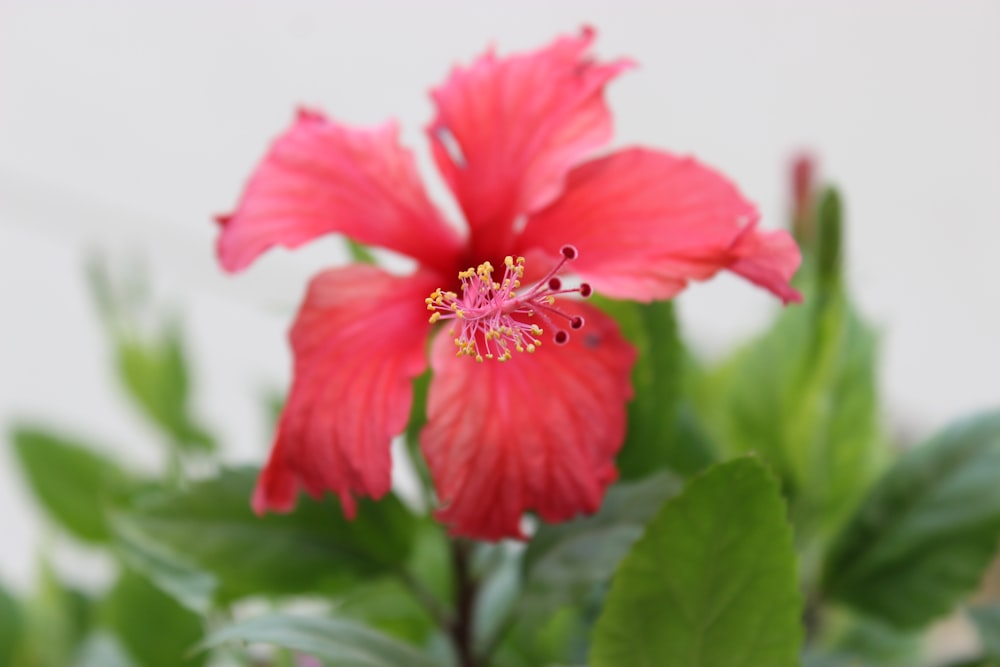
[425,245,591,362]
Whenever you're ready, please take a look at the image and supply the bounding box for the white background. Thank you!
[1,1,998,591]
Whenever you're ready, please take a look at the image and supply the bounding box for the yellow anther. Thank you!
[429,312,441,324]
[526,343,536,353]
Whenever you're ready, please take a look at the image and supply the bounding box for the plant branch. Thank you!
[450,539,480,667]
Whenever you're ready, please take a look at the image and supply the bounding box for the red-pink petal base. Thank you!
[420,302,636,540]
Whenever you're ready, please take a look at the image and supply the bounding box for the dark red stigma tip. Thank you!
[560,244,579,260]
[554,330,569,345]
[570,316,585,330]
[579,283,592,298]
[548,277,562,290]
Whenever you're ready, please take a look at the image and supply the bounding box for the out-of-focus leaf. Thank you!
[71,633,136,667]
[824,410,1000,629]
[103,569,205,667]
[694,188,883,554]
[596,297,713,478]
[590,457,803,667]
[804,613,921,667]
[490,608,585,667]
[939,659,1000,667]
[198,614,443,667]
[405,370,431,449]
[10,427,129,543]
[114,467,417,605]
[407,519,452,607]
[473,543,522,654]
[20,561,94,667]
[87,256,215,455]
[403,370,435,505]
[0,583,24,666]
[113,513,217,614]
[264,390,285,433]
[116,326,215,454]
[334,577,436,645]
[695,285,882,549]
[816,189,843,293]
[520,471,681,616]
[970,604,1000,658]
[346,238,378,265]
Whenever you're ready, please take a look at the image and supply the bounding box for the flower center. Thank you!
[426,245,592,362]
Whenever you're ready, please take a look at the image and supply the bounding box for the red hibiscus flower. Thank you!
[216,28,802,540]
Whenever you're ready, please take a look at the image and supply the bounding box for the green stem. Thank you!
[450,539,480,667]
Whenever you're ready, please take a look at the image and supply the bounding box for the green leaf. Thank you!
[970,604,1000,658]
[824,410,1000,629]
[0,583,24,666]
[520,471,682,616]
[103,569,205,667]
[114,467,417,604]
[403,370,435,506]
[333,577,437,645]
[10,427,128,543]
[489,608,587,667]
[596,297,712,478]
[86,257,214,455]
[113,514,217,614]
[694,284,883,552]
[407,519,453,608]
[346,238,378,265]
[71,633,136,667]
[199,613,443,667]
[19,561,94,667]
[803,613,920,667]
[816,189,844,292]
[116,326,215,454]
[590,457,803,667]
[939,659,1000,667]
[693,189,884,557]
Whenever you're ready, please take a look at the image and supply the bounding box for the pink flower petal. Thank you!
[253,264,438,517]
[217,109,463,275]
[727,223,804,305]
[518,148,802,303]
[428,27,632,258]
[420,303,636,540]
